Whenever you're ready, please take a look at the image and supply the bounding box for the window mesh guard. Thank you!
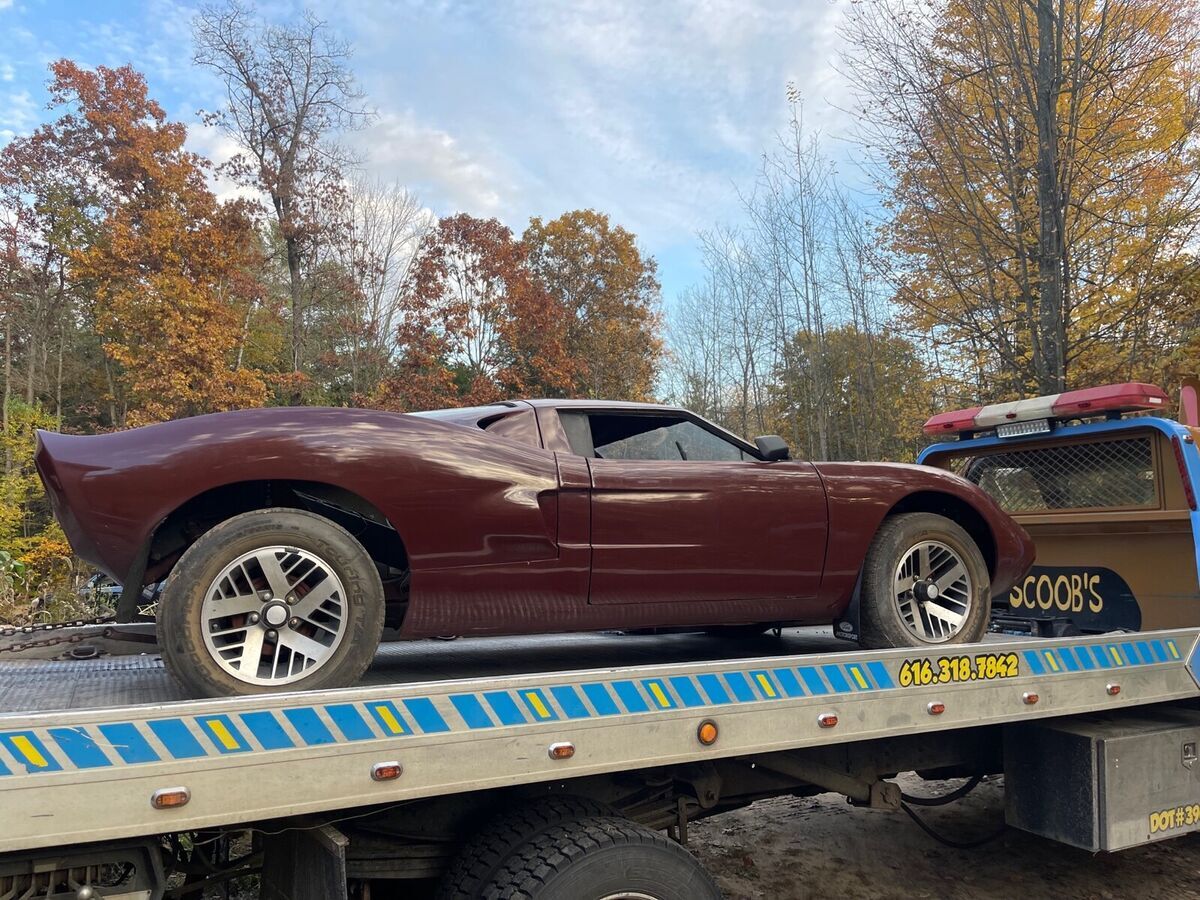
[954,437,1156,513]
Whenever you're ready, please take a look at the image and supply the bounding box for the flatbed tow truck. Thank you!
[6,383,1200,899]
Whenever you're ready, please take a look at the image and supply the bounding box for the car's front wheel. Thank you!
[858,512,990,649]
[158,508,385,697]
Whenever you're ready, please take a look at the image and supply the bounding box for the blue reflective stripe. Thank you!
[1071,647,1095,670]
[282,708,336,745]
[723,672,755,702]
[240,712,295,750]
[1151,640,1169,663]
[582,682,620,716]
[450,695,494,729]
[403,698,450,733]
[49,727,110,769]
[696,674,732,704]
[99,723,160,764]
[325,704,374,741]
[866,661,895,689]
[669,676,707,707]
[1058,648,1080,672]
[772,668,804,698]
[0,756,9,775]
[821,665,851,693]
[550,685,592,719]
[1135,641,1155,665]
[484,692,528,725]
[797,667,828,695]
[149,719,206,759]
[1092,646,1111,668]
[1023,650,1047,675]
[612,681,650,713]
[0,731,61,772]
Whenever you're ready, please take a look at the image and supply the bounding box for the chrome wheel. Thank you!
[200,546,348,686]
[893,540,973,643]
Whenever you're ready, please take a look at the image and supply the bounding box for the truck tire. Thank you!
[158,508,384,697]
[859,512,989,649]
[478,815,722,900]
[436,795,615,899]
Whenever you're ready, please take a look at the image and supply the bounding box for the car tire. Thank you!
[858,512,989,649]
[436,795,616,900]
[158,508,385,698]
[476,815,722,900]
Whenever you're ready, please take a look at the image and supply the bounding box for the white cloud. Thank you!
[184,121,264,205]
[0,1,13,10]
[354,110,509,216]
[0,63,14,83]
[0,89,36,142]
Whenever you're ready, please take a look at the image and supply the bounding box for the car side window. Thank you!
[560,412,747,462]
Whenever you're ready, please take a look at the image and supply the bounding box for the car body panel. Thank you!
[36,401,1035,639]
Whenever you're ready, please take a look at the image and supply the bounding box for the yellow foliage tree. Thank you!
[846,0,1200,398]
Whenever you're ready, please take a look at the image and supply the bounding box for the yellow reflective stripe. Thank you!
[847,667,868,690]
[374,705,405,734]
[206,719,239,750]
[1168,641,1181,659]
[1109,646,1124,666]
[1043,651,1060,672]
[525,692,551,719]
[648,682,671,708]
[12,735,47,767]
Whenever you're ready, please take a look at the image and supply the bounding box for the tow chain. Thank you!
[0,615,117,655]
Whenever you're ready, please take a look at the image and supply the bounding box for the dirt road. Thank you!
[690,774,1200,899]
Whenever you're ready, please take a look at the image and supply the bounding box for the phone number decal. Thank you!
[897,653,1020,687]
[1149,805,1200,834]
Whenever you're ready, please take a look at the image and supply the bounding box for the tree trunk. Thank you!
[3,319,11,475]
[287,235,304,376]
[1034,0,1065,392]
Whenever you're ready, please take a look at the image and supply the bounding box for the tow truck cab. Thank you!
[919,382,1200,636]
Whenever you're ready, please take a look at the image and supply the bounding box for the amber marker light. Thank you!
[817,713,838,728]
[150,787,190,810]
[1107,683,1121,696]
[371,761,403,782]
[927,702,946,716]
[697,720,719,746]
[1022,692,1039,705]
[548,742,576,760]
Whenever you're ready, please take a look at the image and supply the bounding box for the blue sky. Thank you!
[0,0,861,302]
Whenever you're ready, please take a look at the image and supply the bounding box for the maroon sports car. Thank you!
[36,400,1034,697]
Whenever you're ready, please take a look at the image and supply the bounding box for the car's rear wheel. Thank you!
[158,508,384,697]
[858,512,989,649]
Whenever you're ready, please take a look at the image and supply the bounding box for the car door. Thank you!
[555,409,828,607]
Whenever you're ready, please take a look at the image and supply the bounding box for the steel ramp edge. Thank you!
[1,628,1198,854]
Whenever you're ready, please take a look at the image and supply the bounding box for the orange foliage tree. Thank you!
[377,214,576,410]
[41,61,268,425]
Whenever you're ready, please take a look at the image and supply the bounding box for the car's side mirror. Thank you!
[754,435,790,461]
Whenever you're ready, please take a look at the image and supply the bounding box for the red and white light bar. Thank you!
[923,382,1170,437]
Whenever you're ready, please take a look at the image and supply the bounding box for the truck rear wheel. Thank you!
[158,508,384,697]
[478,815,722,900]
[436,795,615,899]
[859,512,989,649]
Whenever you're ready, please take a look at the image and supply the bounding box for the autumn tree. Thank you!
[193,1,371,377]
[44,61,268,425]
[523,210,663,401]
[377,214,575,411]
[844,0,1200,396]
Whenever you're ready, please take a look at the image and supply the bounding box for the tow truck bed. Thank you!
[2,627,1197,859]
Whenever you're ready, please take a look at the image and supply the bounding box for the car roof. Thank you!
[518,399,683,412]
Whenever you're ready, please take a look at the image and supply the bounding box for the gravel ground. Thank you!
[689,774,1200,899]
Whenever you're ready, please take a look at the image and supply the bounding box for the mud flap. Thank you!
[832,572,863,643]
[261,824,349,900]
